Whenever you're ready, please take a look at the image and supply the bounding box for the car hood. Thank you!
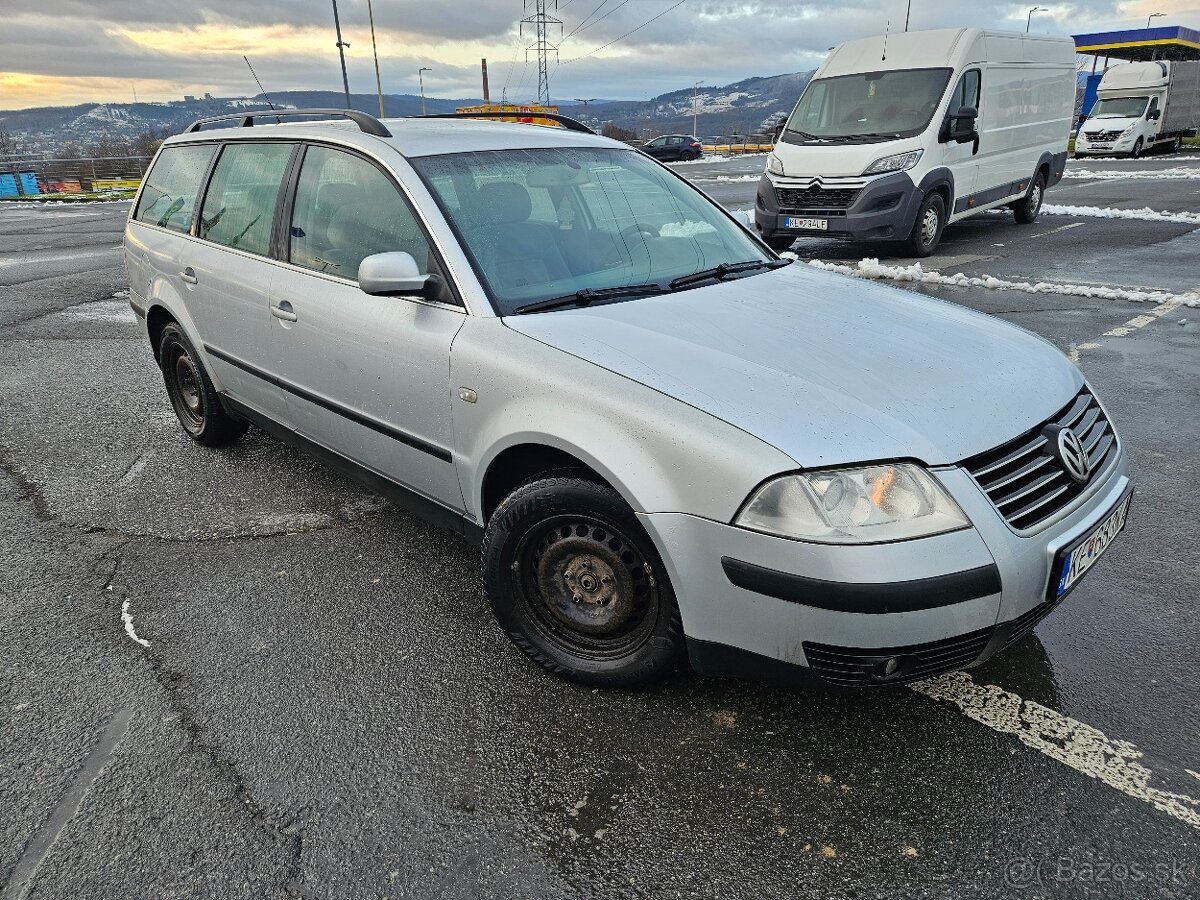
[1083,117,1138,134]
[504,263,1082,467]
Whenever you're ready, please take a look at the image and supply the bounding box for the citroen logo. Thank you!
[1052,426,1091,483]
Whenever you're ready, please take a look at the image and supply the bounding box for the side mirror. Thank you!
[947,106,979,143]
[1148,109,1161,121]
[359,252,431,297]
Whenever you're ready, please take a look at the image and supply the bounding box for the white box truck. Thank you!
[1075,61,1200,158]
[756,28,1077,256]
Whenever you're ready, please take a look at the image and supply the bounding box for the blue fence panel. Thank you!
[0,174,19,198]
[18,172,40,196]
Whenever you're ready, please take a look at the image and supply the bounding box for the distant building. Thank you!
[203,92,214,101]
[184,95,196,102]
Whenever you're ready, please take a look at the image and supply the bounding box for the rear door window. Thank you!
[134,144,216,233]
[198,142,294,257]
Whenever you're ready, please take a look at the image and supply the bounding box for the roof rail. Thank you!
[417,111,595,134]
[185,108,392,138]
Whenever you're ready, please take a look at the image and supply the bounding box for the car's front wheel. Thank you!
[903,192,945,257]
[483,473,685,687]
[158,323,247,447]
[1129,137,1144,159]
[1012,172,1046,225]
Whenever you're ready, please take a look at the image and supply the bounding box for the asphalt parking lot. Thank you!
[2,152,1198,899]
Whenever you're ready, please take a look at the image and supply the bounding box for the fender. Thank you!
[905,167,956,226]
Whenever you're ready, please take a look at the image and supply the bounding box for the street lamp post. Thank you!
[1026,7,1047,32]
[367,0,384,117]
[692,81,702,139]
[1147,12,1166,28]
[418,67,432,116]
[330,0,352,108]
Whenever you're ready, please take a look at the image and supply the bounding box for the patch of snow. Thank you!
[1064,167,1200,180]
[1041,204,1200,225]
[693,174,762,183]
[660,220,718,237]
[806,257,1200,308]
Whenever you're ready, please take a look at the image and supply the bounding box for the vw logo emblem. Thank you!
[1053,427,1091,483]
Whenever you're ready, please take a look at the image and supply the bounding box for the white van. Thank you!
[756,28,1077,256]
[1075,61,1200,158]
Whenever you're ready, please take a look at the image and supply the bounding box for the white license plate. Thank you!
[1090,144,1111,150]
[784,216,828,231]
[1054,492,1132,597]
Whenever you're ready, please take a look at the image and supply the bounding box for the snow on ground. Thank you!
[805,258,1200,308]
[1064,167,1200,180]
[670,153,767,166]
[692,174,763,183]
[1041,204,1200,225]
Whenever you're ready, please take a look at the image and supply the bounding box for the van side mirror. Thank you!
[359,252,433,297]
[945,106,979,143]
[1148,108,1161,121]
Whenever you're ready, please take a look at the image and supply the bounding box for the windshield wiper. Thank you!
[512,283,665,315]
[668,259,790,290]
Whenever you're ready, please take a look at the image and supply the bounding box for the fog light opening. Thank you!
[873,655,916,680]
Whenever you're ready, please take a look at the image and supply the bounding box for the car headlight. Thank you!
[861,150,923,176]
[766,153,785,176]
[733,463,970,544]
[1120,124,1137,137]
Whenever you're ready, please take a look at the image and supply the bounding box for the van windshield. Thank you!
[1089,97,1149,119]
[781,68,953,143]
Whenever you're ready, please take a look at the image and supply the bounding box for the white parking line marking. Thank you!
[1103,299,1185,337]
[913,672,1200,829]
[1031,221,1086,239]
[120,597,150,648]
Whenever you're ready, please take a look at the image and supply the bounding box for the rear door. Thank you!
[269,143,466,510]
[185,140,297,417]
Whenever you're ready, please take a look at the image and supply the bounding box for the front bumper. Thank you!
[754,171,923,242]
[639,446,1131,687]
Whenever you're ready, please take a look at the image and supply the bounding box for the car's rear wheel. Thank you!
[903,192,945,257]
[679,149,697,162]
[1012,172,1046,225]
[158,323,247,447]
[483,474,685,687]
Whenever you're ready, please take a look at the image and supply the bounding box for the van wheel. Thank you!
[1013,172,1046,225]
[158,323,248,447]
[483,474,685,687]
[763,233,796,252]
[903,192,945,257]
[1129,138,1144,160]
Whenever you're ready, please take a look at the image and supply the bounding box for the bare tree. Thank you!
[0,128,20,157]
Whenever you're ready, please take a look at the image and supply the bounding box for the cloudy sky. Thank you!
[2,1,1198,110]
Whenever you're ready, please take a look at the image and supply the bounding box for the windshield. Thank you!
[411,147,771,315]
[781,68,953,143]
[1089,96,1150,119]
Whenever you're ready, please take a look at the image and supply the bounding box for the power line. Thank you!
[563,0,610,40]
[561,0,689,64]
[565,0,630,41]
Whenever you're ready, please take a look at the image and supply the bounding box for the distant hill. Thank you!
[1,73,813,154]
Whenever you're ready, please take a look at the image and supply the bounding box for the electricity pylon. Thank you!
[520,0,562,106]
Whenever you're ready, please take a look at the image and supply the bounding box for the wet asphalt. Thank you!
[1,152,1198,899]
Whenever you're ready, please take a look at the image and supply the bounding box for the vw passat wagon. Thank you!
[124,109,1131,688]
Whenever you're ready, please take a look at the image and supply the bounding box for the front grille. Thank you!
[777,186,861,214]
[803,627,994,687]
[1084,130,1123,142]
[961,388,1118,532]
[999,601,1057,652]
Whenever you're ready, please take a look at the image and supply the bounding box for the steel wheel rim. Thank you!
[921,207,939,245]
[512,514,660,659]
[170,349,205,432]
[1030,183,1042,214]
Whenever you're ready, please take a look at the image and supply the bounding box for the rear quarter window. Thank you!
[134,144,216,232]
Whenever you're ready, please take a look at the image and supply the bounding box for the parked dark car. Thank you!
[642,134,704,161]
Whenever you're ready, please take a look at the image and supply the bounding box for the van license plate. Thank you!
[1052,490,1132,598]
[1091,144,1111,150]
[784,217,827,231]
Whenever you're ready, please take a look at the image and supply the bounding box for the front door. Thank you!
[942,68,981,217]
[269,144,467,511]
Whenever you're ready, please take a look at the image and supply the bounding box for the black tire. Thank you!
[762,233,796,252]
[157,323,248,447]
[903,192,945,257]
[679,149,697,162]
[483,474,685,687]
[1129,138,1144,160]
[1012,172,1046,225]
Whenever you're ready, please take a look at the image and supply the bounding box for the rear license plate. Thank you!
[784,216,828,231]
[1052,490,1132,598]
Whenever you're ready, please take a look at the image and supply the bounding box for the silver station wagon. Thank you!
[124,109,1132,688]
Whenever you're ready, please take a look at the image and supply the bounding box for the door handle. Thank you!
[180,267,198,285]
[270,300,298,322]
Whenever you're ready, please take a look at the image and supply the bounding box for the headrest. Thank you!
[477,181,532,225]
